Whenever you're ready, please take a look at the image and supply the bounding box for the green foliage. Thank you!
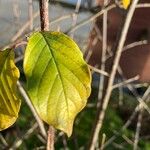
[0,31,91,138]
[0,49,21,131]
[23,31,91,136]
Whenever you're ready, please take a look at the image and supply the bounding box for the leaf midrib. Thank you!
[0,50,9,75]
[41,33,69,118]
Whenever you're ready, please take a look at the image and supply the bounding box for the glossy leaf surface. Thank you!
[24,31,91,136]
[0,49,21,130]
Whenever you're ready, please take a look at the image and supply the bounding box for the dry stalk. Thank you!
[97,0,109,106]
[17,82,47,139]
[88,1,140,149]
[28,0,33,31]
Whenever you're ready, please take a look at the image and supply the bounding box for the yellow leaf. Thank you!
[24,32,91,136]
[0,49,21,131]
[122,0,131,9]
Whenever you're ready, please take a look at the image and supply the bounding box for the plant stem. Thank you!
[39,0,49,31]
[47,126,55,150]
[39,0,55,149]
[97,0,108,107]
[28,0,33,31]
[17,81,47,139]
[88,0,139,149]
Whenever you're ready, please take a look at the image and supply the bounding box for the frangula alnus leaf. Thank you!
[0,49,21,131]
[23,31,91,136]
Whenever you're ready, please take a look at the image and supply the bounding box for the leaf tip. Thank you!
[56,124,73,137]
[122,0,131,9]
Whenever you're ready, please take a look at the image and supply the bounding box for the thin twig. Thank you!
[103,86,150,148]
[133,88,150,150]
[10,123,38,149]
[13,0,20,26]
[112,130,134,146]
[14,41,27,49]
[100,133,106,150]
[123,40,148,51]
[112,75,139,89]
[39,0,49,31]
[98,0,108,107]
[47,126,55,150]
[133,109,143,150]
[133,83,149,89]
[28,0,33,31]
[7,13,72,46]
[70,0,82,38]
[66,4,116,34]
[112,142,124,149]
[17,81,47,139]
[11,11,39,42]
[88,65,109,77]
[117,66,150,114]
[0,133,8,147]
[122,134,134,146]
[62,134,68,150]
[2,9,74,48]
[37,134,47,144]
[136,3,150,8]
[126,83,150,114]
[50,14,73,26]
[88,1,139,149]
[104,110,137,148]
[106,40,148,60]
[15,55,24,63]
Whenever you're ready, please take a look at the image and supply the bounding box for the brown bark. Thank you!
[39,0,49,31]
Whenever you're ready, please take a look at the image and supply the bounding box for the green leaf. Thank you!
[24,31,91,136]
[0,49,21,130]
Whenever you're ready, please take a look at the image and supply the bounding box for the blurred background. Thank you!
[0,0,95,48]
[0,0,150,149]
